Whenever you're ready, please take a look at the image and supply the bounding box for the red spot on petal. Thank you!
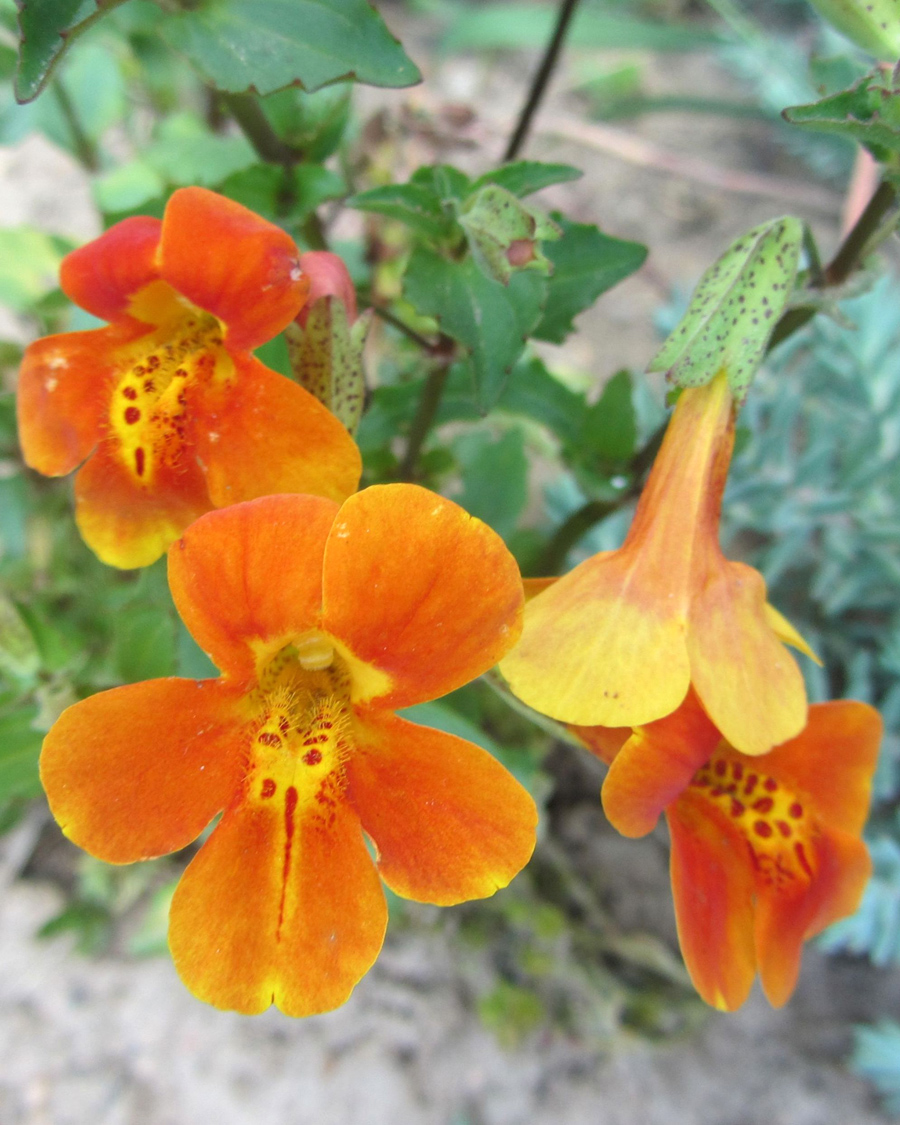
[124,406,141,425]
[143,379,155,393]
[730,798,745,817]
[789,802,803,818]
[744,774,758,796]
[732,762,744,781]
[258,731,282,748]
[754,820,773,839]
[134,447,145,477]
[261,778,277,798]
[795,842,813,878]
[753,797,774,814]
[277,786,299,941]
[764,778,778,792]
[303,749,322,766]
[776,820,792,838]
[122,386,138,400]
[147,355,160,369]
[714,760,727,777]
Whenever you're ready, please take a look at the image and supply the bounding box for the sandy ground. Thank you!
[1,8,895,1124]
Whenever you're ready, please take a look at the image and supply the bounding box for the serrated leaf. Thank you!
[648,216,802,401]
[784,74,900,161]
[572,369,636,466]
[470,161,582,198]
[533,218,647,344]
[14,0,102,103]
[285,300,370,433]
[347,182,456,241]
[161,0,420,97]
[404,246,546,410]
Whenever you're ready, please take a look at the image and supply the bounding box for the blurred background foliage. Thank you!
[0,0,900,1107]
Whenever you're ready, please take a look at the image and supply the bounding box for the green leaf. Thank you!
[471,161,582,198]
[220,162,345,222]
[497,356,586,446]
[648,216,802,401]
[0,593,40,682]
[404,246,547,409]
[805,0,900,60]
[572,369,636,466]
[346,181,455,241]
[783,74,900,163]
[0,226,69,312]
[261,82,352,162]
[94,160,166,216]
[111,605,176,683]
[0,704,42,800]
[14,0,100,103]
[144,112,257,188]
[533,218,647,344]
[161,0,421,96]
[455,428,528,540]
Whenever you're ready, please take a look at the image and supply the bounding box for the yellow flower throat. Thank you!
[109,287,232,485]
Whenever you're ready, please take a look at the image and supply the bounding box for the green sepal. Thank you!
[805,0,900,60]
[648,216,802,402]
[286,300,371,434]
[459,185,561,285]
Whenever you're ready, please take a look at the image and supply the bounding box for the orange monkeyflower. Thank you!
[17,187,361,569]
[575,692,881,1010]
[501,371,811,757]
[40,486,537,1017]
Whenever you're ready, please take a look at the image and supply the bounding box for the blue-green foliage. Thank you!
[819,836,900,966]
[851,1021,900,1114]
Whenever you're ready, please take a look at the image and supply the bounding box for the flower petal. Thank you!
[59,217,162,323]
[667,794,757,1011]
[601,693,722,837]
[74,437,211,569]
[754,827,871,1008]
[195,354,361,509]
[688,559,807,756]
[168,494,339,682]
[763,701,881,836]
[168,789,387,1017]
[159,187,308,350]
[40,678,245,864]
[500,547,691,727]
[322,485,524,710]
[568,723,630,766]
[17,326,144,476]
[297,250,357,325]
[348,710,537,905]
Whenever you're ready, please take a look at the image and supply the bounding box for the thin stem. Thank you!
[52,81,98,171]
[371,305,437,352]
[768,178,899,353]
[221,92,302,166]
[398,342,455,481]
[503,0,583,162]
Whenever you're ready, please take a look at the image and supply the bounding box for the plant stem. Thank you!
[371,304,437,351]
[221,92,302,166]
[768,178,899,352]
[398,340,456,481]
[503,0,583,162]
[52,81,98,171]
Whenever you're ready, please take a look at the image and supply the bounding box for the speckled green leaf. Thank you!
[805,0,900,60]
[648,216,802,401]
[161,0,420,96]
[285,300,370,434]
[460,185,560,285]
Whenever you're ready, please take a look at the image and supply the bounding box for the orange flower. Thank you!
[501,372,811,756]
[17,188,361,569]
[575,692,881,1010]
[40,486,537,1017]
